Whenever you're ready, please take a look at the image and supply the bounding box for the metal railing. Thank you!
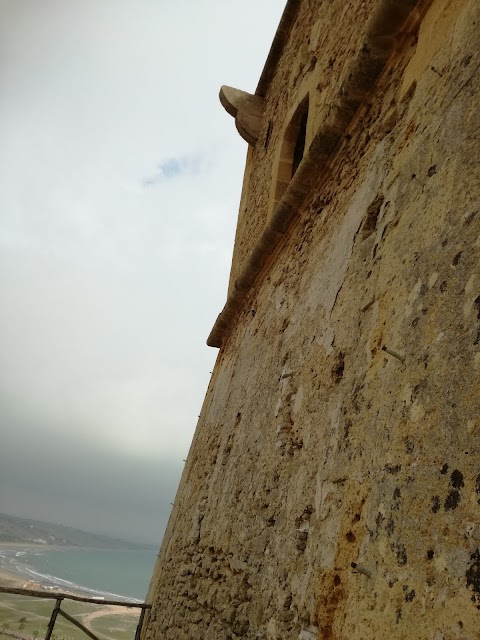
[0,586,151,640]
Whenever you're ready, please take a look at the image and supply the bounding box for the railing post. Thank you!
[44,597,63,640]
[134,604,148,640]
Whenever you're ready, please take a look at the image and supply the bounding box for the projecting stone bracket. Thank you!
[219,85,265,146]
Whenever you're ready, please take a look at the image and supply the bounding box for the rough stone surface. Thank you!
[144,0,480,637]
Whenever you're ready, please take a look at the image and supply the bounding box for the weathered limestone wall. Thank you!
[144,0,480,638]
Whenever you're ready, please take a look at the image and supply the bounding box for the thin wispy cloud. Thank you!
[142,156,201,187]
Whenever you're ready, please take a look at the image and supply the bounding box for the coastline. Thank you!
[0,544,46,590]
[0,546,141,640]
[0,544,144,603]
[0,543,79,595]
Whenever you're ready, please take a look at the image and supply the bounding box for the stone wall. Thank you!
[227,0,379,292]
[143,0,480,638]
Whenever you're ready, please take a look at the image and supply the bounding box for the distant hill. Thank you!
[0,512,154,550]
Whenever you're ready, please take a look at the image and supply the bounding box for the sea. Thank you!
[0,546,158,602]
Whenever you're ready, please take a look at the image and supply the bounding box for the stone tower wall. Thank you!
[144,0,480,638]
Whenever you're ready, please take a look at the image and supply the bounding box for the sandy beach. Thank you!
[0,567,23,588]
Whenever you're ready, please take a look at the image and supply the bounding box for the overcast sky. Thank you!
[0,0,285,544]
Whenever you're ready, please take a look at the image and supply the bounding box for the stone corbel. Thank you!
[219,85,265,146]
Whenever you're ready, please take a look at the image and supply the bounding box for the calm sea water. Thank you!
[0,547,158,601]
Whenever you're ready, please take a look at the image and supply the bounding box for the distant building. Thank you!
[144,0,480,638]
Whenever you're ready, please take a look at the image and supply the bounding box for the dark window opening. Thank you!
[272,95,309,212]
[292,108,308,176]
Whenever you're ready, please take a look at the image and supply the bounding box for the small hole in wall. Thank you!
[331,351,345,383]
[264,120,273,149]
[334,575,341,586]
[474,296,480,345]
[362,194,384,239]
[346,531,356,543]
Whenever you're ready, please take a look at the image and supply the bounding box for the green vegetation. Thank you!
[0,594,140,640]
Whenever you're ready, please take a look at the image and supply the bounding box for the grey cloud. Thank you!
[0,422,183,544]
[0,0,285,542]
